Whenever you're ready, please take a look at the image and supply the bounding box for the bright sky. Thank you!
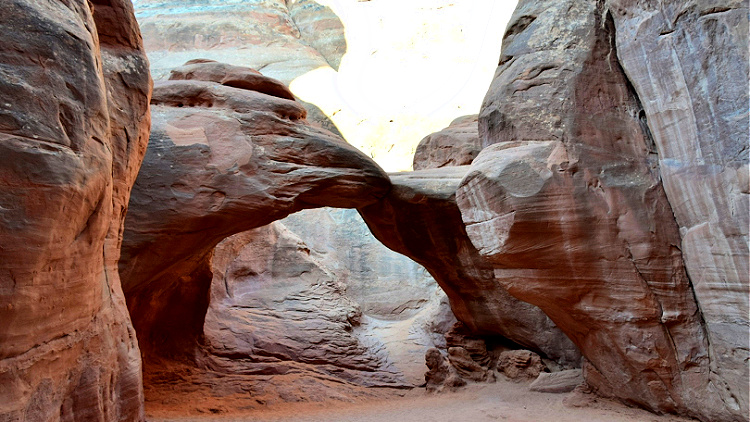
[291,0,518,171]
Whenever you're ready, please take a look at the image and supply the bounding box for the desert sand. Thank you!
[148,379,697,422]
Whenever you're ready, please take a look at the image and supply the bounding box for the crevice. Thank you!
[503,15,536,40]
[699,7,732,17]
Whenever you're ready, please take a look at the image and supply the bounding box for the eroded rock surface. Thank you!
[359,168,581,366]
[0,0,151,420]
[496,350,545,381]
[456,1,746,420]
[282,208,456,386]
[424,348,466,393]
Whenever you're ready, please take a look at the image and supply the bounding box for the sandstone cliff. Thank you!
[0,0,151,420]
[454,1,748,420]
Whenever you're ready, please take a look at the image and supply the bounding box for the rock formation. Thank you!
[359,168,581,366]
[424,348,466,393]
[118,60,392,403]
[529,369,583,394]
[455,1,748,421]
[413,115,482,170]
[608,1,749,417]
[281,208,457,385]
[0,0,151,420]
[282,208,440,320]
[496,350,545,381]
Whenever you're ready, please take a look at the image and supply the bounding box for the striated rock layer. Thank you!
[0,0,151,420]
[456,1,748,421]
[132,0,344,136]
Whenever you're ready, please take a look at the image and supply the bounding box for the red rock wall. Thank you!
[0,0,151,420]
[456,0,747,420]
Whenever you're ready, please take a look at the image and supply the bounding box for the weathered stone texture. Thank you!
[201,223,409,387]
[0,0,151,420]
[455,1,745,420]
[529,369,583,394]
[608,1,749,417]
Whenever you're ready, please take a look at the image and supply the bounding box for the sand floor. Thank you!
[148,378,698,422]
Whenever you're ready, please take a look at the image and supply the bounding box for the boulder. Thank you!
[529,369,584,394]
[456,1,744,420]
[0,0,150,420]
[359,168,581,366]
[413,115,482,170]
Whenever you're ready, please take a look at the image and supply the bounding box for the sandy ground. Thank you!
[148,378,698,422]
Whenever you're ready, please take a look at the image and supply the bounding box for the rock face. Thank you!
[201,223,408,388]
[413,115,482,170]
[359,168,581,366]
[134,0,345,138]
[455,1,748,421]
[0,0,151,420]
[608,1,749,418]
[281,208,456,386]
[119,60,390,398]
[282,208,438,319]
[133,0,344,82]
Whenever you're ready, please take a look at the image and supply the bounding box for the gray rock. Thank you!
[529,369,583,394]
